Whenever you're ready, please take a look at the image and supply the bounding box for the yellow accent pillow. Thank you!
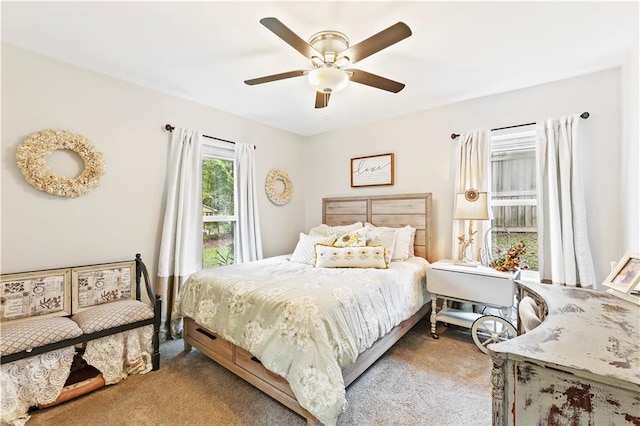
[314,244,389,269]
[308,222,364,237]
[333,231,367,248]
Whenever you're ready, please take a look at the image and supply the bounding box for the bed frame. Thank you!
[184,193,433,424]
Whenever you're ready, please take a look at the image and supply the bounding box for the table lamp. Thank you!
[454,189,489,266]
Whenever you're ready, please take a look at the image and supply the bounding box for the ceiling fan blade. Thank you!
[349,69,406,93]
[260,17,322,60]
[244,70,307,86]
[341,22,411,65]
[315,91,330,109]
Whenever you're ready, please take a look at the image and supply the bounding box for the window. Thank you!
[489,126,538,270]
[202,143,235,268]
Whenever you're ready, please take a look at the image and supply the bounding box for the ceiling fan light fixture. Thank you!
[333,56,351,68]
[308,67,349,93]
[246,18,412,107]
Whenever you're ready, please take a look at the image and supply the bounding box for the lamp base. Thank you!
[456,231,478,267]
[454,259,479,267]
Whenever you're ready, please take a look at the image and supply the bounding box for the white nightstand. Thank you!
[427,260,518,349]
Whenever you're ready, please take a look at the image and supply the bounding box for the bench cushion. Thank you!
[71,299,154,334]
[0,317,82,356]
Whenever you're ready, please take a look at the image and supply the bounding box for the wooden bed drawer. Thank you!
[235,347,294,397]
[185,318,233,362]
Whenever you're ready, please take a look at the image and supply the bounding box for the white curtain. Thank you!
[452,130,491,262]
[157,128,203,339]
[234,143,263,263]
[537,115,595,287]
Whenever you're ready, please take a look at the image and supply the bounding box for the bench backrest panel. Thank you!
[1,268,72,322]
[1,260,138,323]
[71,261,136,313]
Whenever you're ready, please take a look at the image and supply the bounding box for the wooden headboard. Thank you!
[322,193,433,262]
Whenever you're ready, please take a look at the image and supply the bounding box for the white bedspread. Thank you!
[174,255,429,425]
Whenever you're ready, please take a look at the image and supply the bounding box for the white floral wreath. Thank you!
[15,129,105,198]
[265,169,293,205]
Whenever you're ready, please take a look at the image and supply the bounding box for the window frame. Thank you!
[488,125,539,271]
[489,126,538,219]
[201,141,236,267]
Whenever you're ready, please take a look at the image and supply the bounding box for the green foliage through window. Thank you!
[202,158,234,216]
[202,157,235,268]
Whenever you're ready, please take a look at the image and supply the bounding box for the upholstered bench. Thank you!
[0,254,161,425]
[0,317,83,359]
[71,299,155,335]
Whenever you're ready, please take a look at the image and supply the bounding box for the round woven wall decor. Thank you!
[464,188,480,202]
[265,169,293,205]
[15,129,105,197]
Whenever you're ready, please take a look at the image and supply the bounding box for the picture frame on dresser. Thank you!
[602,251,640,305]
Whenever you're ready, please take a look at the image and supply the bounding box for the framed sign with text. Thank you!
[351,153,394,187]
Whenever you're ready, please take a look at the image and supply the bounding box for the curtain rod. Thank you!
[450,112,590,140]
[164,124,256,149]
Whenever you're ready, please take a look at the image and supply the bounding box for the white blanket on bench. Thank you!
[0,326,153,425]
[83,324,153,384]
[0,346,75,426]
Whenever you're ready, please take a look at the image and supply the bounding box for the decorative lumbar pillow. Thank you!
[333,230,367,248]
[308,222,364,238]
[314,245,388,269]
[290,233,336,265]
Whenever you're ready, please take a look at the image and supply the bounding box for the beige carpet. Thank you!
[27,322,492,425]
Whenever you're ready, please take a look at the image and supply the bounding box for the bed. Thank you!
[175,193,433,425]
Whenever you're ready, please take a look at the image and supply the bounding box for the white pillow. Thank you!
[290,233,336,265]
[314,245,388,269]
[309,222,364,237]
[365,228,397,264]
[408,227,417,256]
[364,223,415,261]
[393,225,416,260]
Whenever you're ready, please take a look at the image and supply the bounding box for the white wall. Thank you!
[621,40,640,253]
[1,44,306,277]
[3,44,635,288]
[305,69,625,285]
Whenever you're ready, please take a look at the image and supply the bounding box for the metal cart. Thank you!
[427,261,519,354]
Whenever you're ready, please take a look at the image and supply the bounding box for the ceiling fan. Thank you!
[244,17,412,109]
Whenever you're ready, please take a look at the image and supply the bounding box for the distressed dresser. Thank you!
[488,281,640,425]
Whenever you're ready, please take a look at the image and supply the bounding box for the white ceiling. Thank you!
[2,1,638,136]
